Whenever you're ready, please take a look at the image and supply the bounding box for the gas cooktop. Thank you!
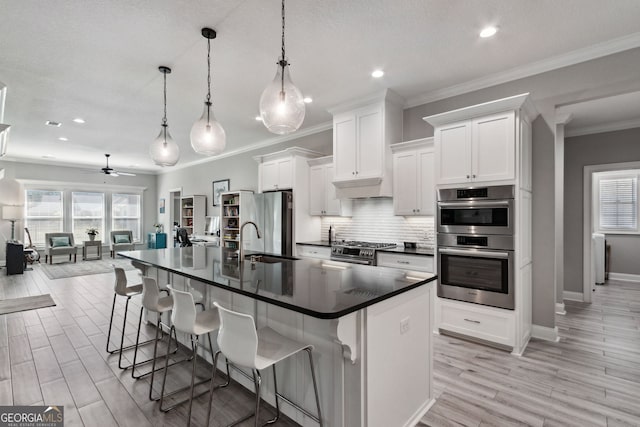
[334,241,397,249]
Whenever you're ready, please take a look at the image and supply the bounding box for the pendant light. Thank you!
[259,0,305,135]
[191,28,226,156]
[149,66,180,166]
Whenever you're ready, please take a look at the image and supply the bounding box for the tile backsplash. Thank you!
[320,198,435,248]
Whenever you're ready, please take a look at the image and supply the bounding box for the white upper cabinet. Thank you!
[308,156,352,216]
[329,90,403,198]
[424,93,537,187]
[260,157,292,191]
[391,138,435,216]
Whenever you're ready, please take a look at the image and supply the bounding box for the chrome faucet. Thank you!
[239,221,261,262]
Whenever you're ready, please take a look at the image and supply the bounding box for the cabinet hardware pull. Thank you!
[464,318,480,324]
[466,175,470,179]
[416,209,420,212]
[397,261,410,264]
[472,174,476,178]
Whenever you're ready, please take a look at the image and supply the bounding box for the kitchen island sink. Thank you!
[119,246,437,427]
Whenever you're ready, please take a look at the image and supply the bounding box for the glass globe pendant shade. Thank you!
[149,125,180,166]
[259,61,305,135]
[190,102,226,156]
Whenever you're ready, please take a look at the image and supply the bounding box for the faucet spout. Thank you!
[239,221,261,262]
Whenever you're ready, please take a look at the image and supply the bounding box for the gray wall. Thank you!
[564,127,640,289]
[156,130,332,230]
[0,159,157,260]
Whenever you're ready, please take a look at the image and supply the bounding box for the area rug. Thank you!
[39,257,135,280]
[0,294,56,315]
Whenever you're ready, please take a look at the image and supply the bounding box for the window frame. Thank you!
[24,189,65,246]
[111,193,142,243]
[594,170,640,235]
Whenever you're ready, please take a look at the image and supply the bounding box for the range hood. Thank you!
[0,83,9,157]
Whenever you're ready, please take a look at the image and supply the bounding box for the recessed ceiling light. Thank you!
[42,155,56,159]
[255,116,263,121]
[303,97,313,103]
[480,26,498,38]
[45,120,62,127]
[72,118,85,124]
[371,70,384,78]
[58,137,68,141]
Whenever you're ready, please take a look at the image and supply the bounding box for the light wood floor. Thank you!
[419,279,640,427]
[1,264,639,426]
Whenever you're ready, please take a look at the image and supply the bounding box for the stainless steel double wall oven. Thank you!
[437,185,515,309]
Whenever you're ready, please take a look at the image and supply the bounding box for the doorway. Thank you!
[169,188,181,247]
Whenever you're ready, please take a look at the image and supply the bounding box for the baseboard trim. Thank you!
[563,291,584,302]
[531,325,560,342]
[608,272,640,282]
[555,302,566,315]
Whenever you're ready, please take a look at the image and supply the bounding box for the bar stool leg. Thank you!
[186,335,199,427]
[306,348,324,427]
[132,310,179,380]
[105,293,118,353]
[117,296,132,369]
[262,364,281,425]
[253,370,262,427]
[159,325,176,411]
[207,333,230,388]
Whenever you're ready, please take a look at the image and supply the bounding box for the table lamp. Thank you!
[2,205,23,242]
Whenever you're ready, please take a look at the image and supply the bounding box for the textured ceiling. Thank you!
[2,0,640,173]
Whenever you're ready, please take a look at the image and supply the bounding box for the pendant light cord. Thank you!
[206,36,212,123]
[162,70,168,142]
[280,0,286,94]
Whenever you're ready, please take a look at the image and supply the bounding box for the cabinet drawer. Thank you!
[296,245,331,260]
[376,252,433,272]
[437,299,513,347]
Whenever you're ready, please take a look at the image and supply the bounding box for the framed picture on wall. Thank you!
[159,198,165,214]
[213,179,230,206]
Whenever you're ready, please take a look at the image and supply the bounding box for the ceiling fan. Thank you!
[100,154,136,177]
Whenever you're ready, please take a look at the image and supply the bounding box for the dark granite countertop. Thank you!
[297,241,434,256]
[119,247,436,320]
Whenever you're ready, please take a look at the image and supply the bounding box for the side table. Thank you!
[83,240,102,260]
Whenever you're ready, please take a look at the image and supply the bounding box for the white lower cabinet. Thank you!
[376,252,433,273]
[436,298,514,348]
[296,244,331,260]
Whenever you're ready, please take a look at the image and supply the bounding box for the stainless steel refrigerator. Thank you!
[254,190,294,256]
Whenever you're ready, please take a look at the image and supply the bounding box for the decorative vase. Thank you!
[88,234,96,241]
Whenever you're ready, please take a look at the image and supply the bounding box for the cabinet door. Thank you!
[417,148,435,215]
[393,151,418,215]
[356,105,383,179]
[277,158,293,190]
[309,165,326,215]
[333,114,357,181]
[472,112,515,183]
[261,161,279,191]
[324,165,342,215]
[435,121,471,185]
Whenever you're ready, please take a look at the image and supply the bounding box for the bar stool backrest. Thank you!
[113,266,129,296]
[142,277,166,311]
[214,302,258,369]
[169,286,197,334]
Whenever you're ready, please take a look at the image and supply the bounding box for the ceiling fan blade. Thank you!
[116,171,136,176]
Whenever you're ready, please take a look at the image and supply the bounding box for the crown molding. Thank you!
[566,117,640,138]
[405,32,640,109]
[160,120,333,174]
[424,93,532,126]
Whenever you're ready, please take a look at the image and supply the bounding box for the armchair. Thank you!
[44,232,78,264]
[110,230,135,258]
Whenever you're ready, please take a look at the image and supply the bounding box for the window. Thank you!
[596,172,638,233]
[112,193,141,241]
[25,190,64,245]
[72,192,104,243]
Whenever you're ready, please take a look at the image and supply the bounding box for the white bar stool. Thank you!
[206,302,323,427]
[131,277,183,400]
[106,266,156,370]
[159,286,230,425]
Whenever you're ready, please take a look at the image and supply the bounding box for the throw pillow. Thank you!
[50,236,70,247]
[114,234,131,244]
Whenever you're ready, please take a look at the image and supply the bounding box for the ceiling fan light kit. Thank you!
[259,0,305,135]
[190,27,227,156]
[149,66,180,166]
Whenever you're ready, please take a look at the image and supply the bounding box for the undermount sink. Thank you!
[245,254,299,264]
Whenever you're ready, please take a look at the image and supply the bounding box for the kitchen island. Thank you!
[119,246,437,427]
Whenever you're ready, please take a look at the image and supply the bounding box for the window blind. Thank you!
[599,177,637,230]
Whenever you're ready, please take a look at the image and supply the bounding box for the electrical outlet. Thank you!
[400,317,410,334]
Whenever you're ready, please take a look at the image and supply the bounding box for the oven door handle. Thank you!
[437,200,511,208]
[330,257,372,265]
[438,248,511,259]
